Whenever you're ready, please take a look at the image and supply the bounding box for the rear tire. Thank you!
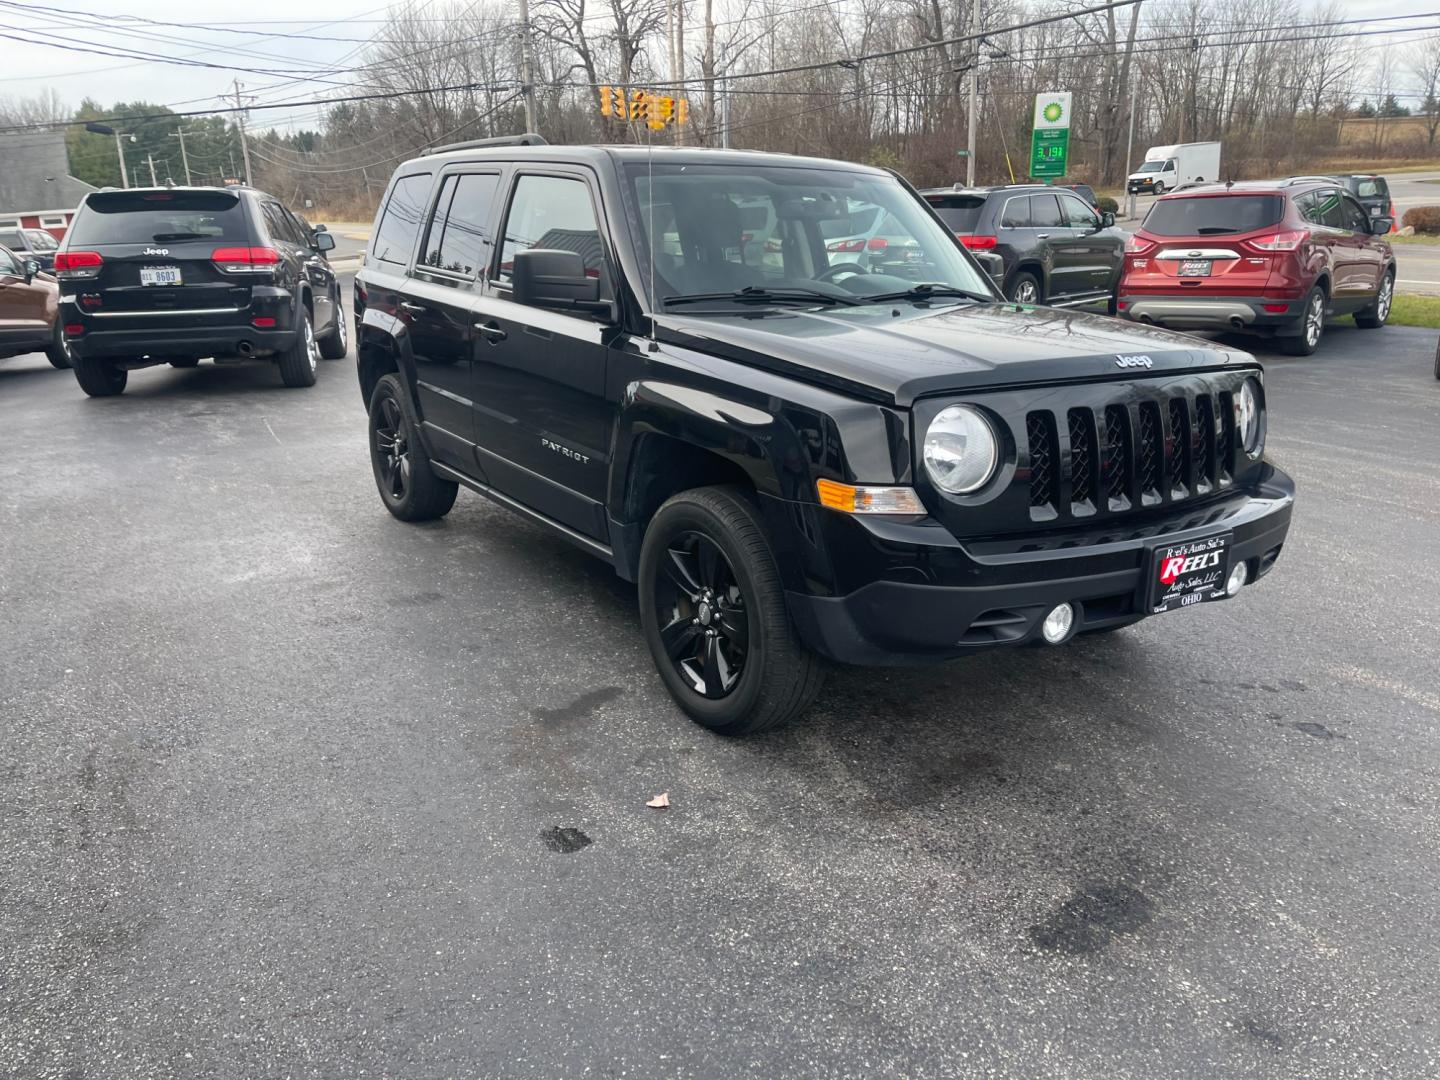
[1007,271,1043,305]
[73,356,126,397]
[318,298,349,360]
[45,322,71,369]
[1354,270,1393,329]
[639,486,825,736]
[277,309,319,388]
[368,373,458,521]
[1279,286,1325,356]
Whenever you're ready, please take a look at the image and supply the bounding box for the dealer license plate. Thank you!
[1178,259,1212,277]
[140,266,182,287]
[1148,533,1232,614]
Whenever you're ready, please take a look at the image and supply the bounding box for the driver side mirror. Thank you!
[512,248,608,316]
[1370,216,1394,236]
[22,258,40,283]
[313,231,336,253]
[1100,211,1115,229]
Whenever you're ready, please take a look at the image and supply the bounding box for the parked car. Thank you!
[54,185,347,397]
[1118,180,1395,355]
[0,244,69,368]
[353,137,1294,734]
[1127,142,1222,196]
[1059,183,1099,207]
[0,226,61,272]
[920,184,1124,308]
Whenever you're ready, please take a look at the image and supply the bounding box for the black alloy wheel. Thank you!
[374,394,412,503]
[652,530,750,699]
[367,373,457,521]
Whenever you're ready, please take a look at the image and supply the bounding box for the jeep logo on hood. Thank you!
[1115,354,1153,369]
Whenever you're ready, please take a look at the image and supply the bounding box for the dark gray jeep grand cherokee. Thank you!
[354,137,1294,735]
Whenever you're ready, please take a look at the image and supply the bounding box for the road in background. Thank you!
[2,291,1439,1078]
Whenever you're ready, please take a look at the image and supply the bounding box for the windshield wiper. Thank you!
[663,285,861,308]
[858,283,992,304]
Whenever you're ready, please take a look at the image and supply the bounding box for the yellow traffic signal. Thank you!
[629,90,648,122]
[675,99,688,126]
[599,85,613,116]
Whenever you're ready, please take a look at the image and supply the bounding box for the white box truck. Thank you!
[1126,142,1222,196]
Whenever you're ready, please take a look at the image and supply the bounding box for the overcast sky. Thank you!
[0,0,1433,134]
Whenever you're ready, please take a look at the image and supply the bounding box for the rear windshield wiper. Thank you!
[857,283,993,304]
[663,285,861,308]
[151,232,207,241]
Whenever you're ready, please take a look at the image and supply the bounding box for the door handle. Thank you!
[1036,233,1050,238]
[399,300,426,314]
[475,320,507,342]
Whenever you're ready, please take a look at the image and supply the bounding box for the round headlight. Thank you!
[923,405,998,494]
[1236,377,1262,458]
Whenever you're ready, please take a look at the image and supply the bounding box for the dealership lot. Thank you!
[2,304,1438,1078]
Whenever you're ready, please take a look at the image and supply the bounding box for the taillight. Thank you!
[866,237,889,252]
[54,250,103,278]
[1245,230,1307,252]
[958,235,997,250]
[212,246,281,272]
[1124,234,1155,255]
[826,239,865,253]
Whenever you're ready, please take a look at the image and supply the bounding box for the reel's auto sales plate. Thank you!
[1148,533,1231,614]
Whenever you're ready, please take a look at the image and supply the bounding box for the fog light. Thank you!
[1226,561,1249,597]
[1041,603,1075,644]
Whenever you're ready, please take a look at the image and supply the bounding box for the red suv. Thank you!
[1117,180,1395,355]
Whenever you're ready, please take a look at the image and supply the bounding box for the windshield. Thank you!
[1142,195,1283,237]
[68,191,250,245]
[620,162,993,309]
[1137,161,1165,173]
[24,230,58,251]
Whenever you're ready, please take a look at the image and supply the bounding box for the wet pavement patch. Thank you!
[540,826,593,854]
[1028,882,1156,955]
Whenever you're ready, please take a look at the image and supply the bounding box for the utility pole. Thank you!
[1125,61,1138,220]
[146,153,159,187]
[719,42,730,149]
[232,80,253,187]
[517,0,537,132]
[674,0,687,145]
[965,0,981,186]
[169,129,192,185]
[113,131,130,188]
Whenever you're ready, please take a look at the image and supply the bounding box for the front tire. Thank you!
[639,486,825,735]
[318,298,349,360]
[73,355,126,396]
[368,373,458,521]
[1152,182,1166,196]
[277,309,319,387]
[45,322,71,369]
[1279,286,1325,356]
[1354,270,1393,329]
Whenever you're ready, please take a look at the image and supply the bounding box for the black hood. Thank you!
[657,302,1254,406]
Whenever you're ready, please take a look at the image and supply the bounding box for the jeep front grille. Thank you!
[1022,378,1246,523]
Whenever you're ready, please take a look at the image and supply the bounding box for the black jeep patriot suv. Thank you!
[355,137,1295,734]
[56,186,347,396]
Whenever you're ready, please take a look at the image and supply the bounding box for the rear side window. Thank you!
[497,175,604,285]
[1142,195,1283,236]
[925,195,985,233]
[67,191,249,245]
[372,173,431,266]
[1000,197,1030,228]
[422,172,500,277]
[1030,193,1064,228]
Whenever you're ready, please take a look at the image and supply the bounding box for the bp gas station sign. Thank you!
[1030,92,1072,179]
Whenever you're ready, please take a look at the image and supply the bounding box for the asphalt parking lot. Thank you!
[2,298,1438,1079]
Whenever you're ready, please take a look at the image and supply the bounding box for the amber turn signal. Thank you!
[815,479,925,515]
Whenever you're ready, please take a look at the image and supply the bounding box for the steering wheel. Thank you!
[816,262,868,283]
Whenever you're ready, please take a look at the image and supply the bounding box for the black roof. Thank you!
[397,143,892,177]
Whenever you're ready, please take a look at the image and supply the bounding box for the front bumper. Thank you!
[780,467,1294,666]
[1120,295,1297,332]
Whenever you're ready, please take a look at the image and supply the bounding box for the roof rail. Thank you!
[422,133,548,155]
[1283,175,1340,186]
